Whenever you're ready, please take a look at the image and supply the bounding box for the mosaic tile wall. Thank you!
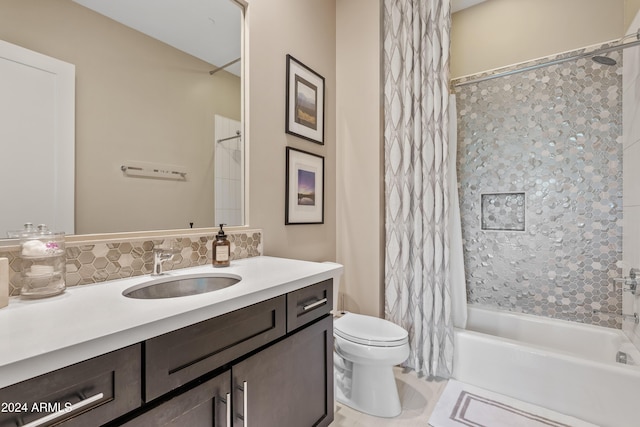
[0,230,262,297]
[452,46,623,328]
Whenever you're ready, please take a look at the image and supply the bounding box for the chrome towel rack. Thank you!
[120,165,187,180]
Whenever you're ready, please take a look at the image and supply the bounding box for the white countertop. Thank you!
[0,256,343,389]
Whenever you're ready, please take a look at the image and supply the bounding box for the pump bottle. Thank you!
[212,224,231,267]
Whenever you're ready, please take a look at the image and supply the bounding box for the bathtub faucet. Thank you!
[592,310,639,324]
[613,269,638,295]
[623,313,640,324]
[629,268,639,295]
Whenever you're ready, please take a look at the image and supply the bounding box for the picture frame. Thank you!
[285,147,324,224]
[285,54,325,145]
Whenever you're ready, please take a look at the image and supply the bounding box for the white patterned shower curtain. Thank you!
[383,0,457,378]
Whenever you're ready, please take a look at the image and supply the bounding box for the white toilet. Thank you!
[330,268,410,418]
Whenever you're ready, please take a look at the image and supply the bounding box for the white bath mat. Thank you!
[429,380,598,427]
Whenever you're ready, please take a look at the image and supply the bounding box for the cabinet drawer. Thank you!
[145,295,286,402]
[286,279,333,332]
[0,344,141,427]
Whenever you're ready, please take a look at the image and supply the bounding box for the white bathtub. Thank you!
[453,306,640,427]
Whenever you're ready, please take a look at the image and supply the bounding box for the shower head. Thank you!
[592,55,617,66]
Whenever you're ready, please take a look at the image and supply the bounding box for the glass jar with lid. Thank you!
[19,224,66,298]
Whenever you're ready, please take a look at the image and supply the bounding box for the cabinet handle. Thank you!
[225,392,231,427]
[237,381,248,426]
[303,297,327,311]
[219,392,231,427]
[243,381,249,426]
[22,392,104,427]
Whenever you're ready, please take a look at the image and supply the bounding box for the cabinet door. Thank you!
[120,372,232,427]
[233,315,333,427]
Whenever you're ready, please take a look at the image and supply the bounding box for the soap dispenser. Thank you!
[212,224,231,268]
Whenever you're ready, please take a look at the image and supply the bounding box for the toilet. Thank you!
[329,266,410,418]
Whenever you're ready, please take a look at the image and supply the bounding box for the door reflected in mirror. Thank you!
[0,0,245,239]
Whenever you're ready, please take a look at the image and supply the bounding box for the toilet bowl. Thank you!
[325,262,410,418]
[334,312,410,417]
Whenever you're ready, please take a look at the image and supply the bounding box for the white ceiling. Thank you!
[71,0,480,78]
[452,0,487,13]
[73,0,242,76]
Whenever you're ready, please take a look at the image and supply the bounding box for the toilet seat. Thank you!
[334,312,408,347]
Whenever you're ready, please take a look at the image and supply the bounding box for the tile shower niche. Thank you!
[481,192,526,231]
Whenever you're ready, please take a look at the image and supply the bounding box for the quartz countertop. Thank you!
[0,256,343,389]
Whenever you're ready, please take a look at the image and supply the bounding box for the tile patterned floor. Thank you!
[329,367,448,426]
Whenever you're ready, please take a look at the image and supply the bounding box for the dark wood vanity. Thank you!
[0,280,333,427]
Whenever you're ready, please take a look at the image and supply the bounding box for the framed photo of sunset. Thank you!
[285,147,324,224]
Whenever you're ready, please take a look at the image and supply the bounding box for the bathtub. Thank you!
[453,305,640,427]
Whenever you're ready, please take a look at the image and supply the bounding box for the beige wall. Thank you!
[0,0,241,234]
[451,0,624,78]
[336,0,383,316]
[626,0,640,31]
[246,0,337,262]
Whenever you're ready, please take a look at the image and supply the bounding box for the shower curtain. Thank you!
[449,94,467,330]
[383,0,457,378]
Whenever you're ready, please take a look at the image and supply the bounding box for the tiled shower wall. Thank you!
[0,229,262,297]
[215,115,243,226]
[452,46,623,328]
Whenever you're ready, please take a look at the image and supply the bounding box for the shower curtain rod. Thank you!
[452,30,640,88]
[209,57,241,75]
[217,131,242,143]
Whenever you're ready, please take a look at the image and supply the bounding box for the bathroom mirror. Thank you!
[0,0,245,240]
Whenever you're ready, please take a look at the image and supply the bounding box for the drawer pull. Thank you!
[225,392,231,427]
[219,392,231,427]
[243,381,249,426]
[303,298,327,311]
[23,392,104,427]
[236,381,249,426]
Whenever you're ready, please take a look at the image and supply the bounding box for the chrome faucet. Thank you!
[613,268,639,295]
[152,248,175,276]
[628,268,639,295]
[592,310,640,324]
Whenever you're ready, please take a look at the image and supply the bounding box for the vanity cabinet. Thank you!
[0,279,334,427]
[134,279,333,427]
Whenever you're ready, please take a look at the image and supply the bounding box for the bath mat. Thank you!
[428,380,598,427]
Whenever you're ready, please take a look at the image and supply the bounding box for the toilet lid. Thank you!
[334,312,408,347]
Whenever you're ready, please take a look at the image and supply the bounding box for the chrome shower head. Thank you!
[592,55,617,66]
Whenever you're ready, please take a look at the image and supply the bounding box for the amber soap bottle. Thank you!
[212,224,231,267]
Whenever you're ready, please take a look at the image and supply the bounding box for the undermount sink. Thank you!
[123,274,241,299]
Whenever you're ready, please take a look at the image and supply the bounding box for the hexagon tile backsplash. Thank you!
[1,229,262,297]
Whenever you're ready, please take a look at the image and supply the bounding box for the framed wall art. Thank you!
[285,147,324,224]
[285,54,325,144]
